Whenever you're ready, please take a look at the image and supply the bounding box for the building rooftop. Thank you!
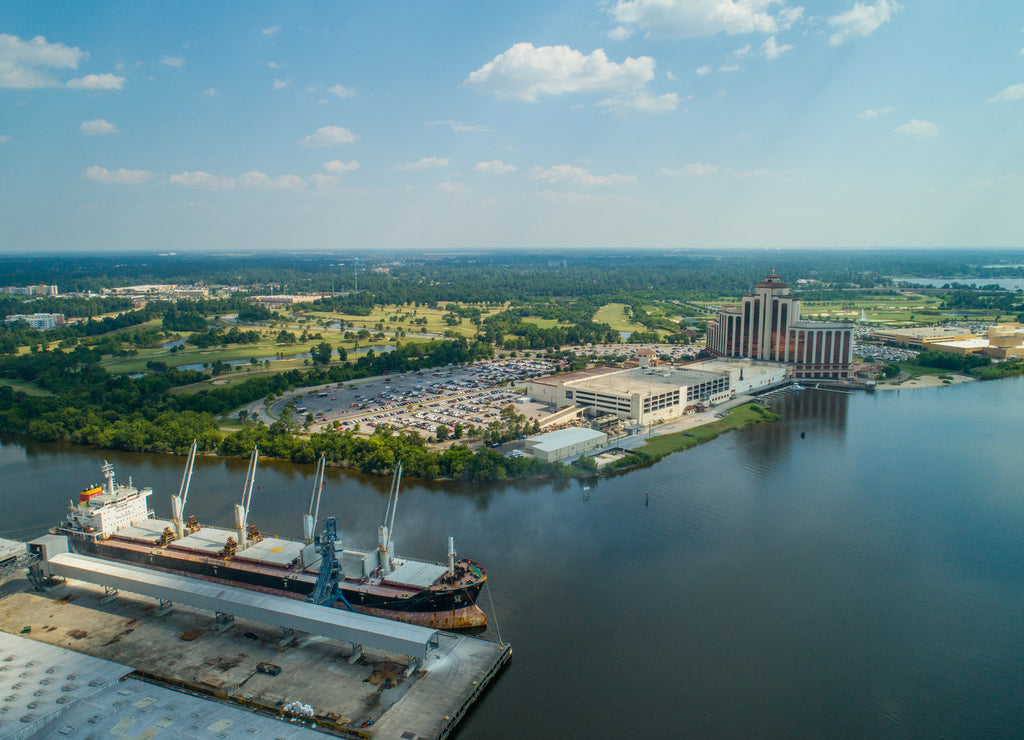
[568,366,725,396]
[530,366,621,386]
[526,427,608,453]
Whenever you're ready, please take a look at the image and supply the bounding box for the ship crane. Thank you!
[171,440,197,540]
[234,448,259,551]
[306,516,353,611]
[377,462,402,576]
[303,453,327,545]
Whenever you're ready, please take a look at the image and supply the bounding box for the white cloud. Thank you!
[301,126,358,146]
[239,171,305,190]
[987,83,1024,103]
[719,64,740,72]
[66,73,125,90]
[84,166,153,185]
[828,0,898,46]
[438,182,464,192]
[0,135,9,145]
[169,170,237,190]
[322,160,360,174]
[598,91,681,114]
[608,26,635,41]
[327,84,357,98]
[272,78,289,89]
[159,55,185,68]
[426,120,492,133]
[856,106,894,118]
[80,118,117,135]
[696,65,712,75]
[465,42,655,102]
[308,173,337,188]
[531,164,636,186]
[607,0,804,40]
[475,160,516,174]
[262,26,280,36]
[657,163,719,176]
[397,157,450,171]
[0,33,87,88]
[894,119,939,138]
[531,190,602,204]
[267,61,279,69]
[761,35,793,60]
[733,44,752,58]
[666,70,675,80]
[202,87,219,97]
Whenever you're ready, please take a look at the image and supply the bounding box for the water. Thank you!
[2,378,1023,737]
[895,277,1024,291]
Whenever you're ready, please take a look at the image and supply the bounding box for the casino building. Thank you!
[706,272,854,380]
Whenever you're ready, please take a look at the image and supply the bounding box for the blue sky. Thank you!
[1,1,1022,252]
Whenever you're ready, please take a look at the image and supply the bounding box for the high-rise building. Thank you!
[706,272,854,379]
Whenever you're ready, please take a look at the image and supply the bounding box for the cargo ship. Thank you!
[57,446,487,630]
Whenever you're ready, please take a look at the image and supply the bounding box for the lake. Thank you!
[2,377,1023,738]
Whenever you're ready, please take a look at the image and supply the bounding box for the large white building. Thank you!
[525,427,609,462]
[527,365,731,425]
[706,272,854,380]
[4,313,66,330]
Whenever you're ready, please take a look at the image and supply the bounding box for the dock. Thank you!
[0,545,510,739]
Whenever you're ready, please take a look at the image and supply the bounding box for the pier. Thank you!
[0,536,510,739]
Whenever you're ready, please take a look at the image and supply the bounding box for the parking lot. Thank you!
[266,359,558,439]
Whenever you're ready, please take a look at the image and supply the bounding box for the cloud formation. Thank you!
[66,73,125,90]
[761,35,793,60]
[327,84,356,98]
[159,55,184,67]
[427,120,492,133]
[0,33,87,88]
[169,170,237,189]
[301,126,358,146]
[856,106,894,118]
[531,164,636,186]
[828,0,898,46]
[607,0,804,39]
[894,119,939,138]
[475,160,516,174]
[397,157,450,171]
[465,43,655,101]
[598,91,680,114]
[987,83,1024,103]
[80,119,117,135]
[322,160,360,174]
[84,166,153,185]
[238,171,304,190]
[272,78,289,89]
[261,26,280,36]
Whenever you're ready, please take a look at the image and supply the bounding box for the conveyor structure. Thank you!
[28,535,440,665]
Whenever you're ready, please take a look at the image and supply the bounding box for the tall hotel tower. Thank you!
[706,272,854,379]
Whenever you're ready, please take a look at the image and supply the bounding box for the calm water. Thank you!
[895,277,1024,291]
[2,378,1023,738]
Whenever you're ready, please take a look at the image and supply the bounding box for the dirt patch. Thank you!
[364,661,402,687]
[67,628,88,639]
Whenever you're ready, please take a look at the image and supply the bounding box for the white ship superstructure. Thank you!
[65,462,154,539]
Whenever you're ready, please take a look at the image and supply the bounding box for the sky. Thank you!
[1,1,1023,252]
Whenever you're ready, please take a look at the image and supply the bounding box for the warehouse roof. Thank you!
[526,427,607,453]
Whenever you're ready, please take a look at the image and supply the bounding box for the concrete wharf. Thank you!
[0,553,510,738]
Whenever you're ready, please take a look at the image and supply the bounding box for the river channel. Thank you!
[2,377,1023,738]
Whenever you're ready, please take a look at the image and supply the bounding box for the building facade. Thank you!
[3,313,66,330]
[706,272,854,379]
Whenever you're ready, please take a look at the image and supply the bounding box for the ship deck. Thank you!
[168,525,236,554]
[111,517,175,544]
[0,572,510,739]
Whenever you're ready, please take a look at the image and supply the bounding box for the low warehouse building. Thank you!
[525,427,609,462]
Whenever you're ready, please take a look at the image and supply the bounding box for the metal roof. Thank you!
[526,427,607,452]
[233,536,306,567]
[45,552,439,659]
[168,526,235,554]
[386,560,447,589]
[0,538,25,563]
[111,518,174,544]
[0,633,324,739]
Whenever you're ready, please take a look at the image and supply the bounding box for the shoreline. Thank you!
[875,373,976,391]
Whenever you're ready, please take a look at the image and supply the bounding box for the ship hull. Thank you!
[73,538,487,630]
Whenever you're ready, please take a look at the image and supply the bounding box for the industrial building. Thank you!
[524,427,609,462]
[706,272,854,379]
[527,365,731,425]
[687,357,789,395]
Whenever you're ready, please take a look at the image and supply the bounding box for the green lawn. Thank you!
[638,404,779,458]
[0,378,53,396]
[592,303,651,333]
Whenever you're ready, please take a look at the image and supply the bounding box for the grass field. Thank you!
[519,316,562,329]
[637,404,779,458]
[0,378,53,396]
[592,303,651,334]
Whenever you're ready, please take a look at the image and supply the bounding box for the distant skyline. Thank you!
[2,1,1023,252]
